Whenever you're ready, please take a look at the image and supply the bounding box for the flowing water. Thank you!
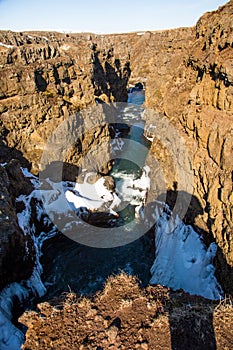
[40,89,155,299]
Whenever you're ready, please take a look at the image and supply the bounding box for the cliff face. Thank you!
[138,1,233,293]
[0,31,131,288]
[0,31,131,173]
[0,160,35,290]
[0,2,232,294]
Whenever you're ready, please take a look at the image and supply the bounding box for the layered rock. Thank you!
[142,1,233,293]
[0,31,131,173]
[0,161,35,290]
[0,32,131,289]
[0,1,232,295]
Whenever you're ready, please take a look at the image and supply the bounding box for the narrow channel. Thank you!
[40,86,155,299]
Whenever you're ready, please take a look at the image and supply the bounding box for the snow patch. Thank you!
[0,42,14,49]
[61,44,70,51]
[65,173,120,216]
[150,208,223,300]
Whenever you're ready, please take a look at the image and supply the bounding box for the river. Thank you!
[40,88,155,299]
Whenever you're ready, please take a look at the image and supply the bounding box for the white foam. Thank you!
[115,166,150,208]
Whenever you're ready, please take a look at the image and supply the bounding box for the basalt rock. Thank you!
[0,31,131,174]
[0,2,233,296]
[142,1,233,293]
[0,164,35,290]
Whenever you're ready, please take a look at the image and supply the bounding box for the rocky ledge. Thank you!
[20,273,233,350]
[0,1,232,347]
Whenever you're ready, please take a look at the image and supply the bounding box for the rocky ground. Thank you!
[0,1,232,292]
[0,1,233,349]
[20,274,233,350]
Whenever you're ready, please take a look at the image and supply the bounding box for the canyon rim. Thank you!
[0,1,233,349]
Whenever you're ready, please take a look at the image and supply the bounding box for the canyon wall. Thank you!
[140,1,233,292]
[0,31,131,288]
[0,2,232,293]
[0,31,131,173]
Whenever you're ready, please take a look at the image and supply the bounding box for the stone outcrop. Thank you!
[19,273,233,350]
[0,31,131,173]
[0,1,232,295]
[140,1,233,293]
[0,161,35,290]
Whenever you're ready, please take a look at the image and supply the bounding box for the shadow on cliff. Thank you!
[91,44,131,102]
[153,189,233,350]
[6,144,231,349]
[38,186,233,349]
[0,140,31,170]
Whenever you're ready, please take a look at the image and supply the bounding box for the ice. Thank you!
[0,265,46,350]
[0,312,24,350]
[150,210,223,300]
[115,166,150,207]
[65,173,120,212]
[0,42,14,49]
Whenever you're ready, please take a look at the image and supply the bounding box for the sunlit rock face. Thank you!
[0,1,232,296]
[140,2,233,293]
[0,31,131,174]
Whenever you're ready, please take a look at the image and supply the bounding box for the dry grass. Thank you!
[20,273,233,350]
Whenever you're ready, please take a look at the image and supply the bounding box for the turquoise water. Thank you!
[40,89,155,299]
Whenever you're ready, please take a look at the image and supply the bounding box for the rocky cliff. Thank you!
[0,31,131,173]
[0,31,131,289]
[0,160,35,290]
[0,1,232,295]
[140,1,233,293]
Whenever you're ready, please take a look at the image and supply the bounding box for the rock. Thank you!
[141,1,233,294]
[0,165,35,290]
[0,1,232,296]
[5,159,34,197]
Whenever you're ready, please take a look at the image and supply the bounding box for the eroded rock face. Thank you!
[0,31,132,290]
[0,2,232,295]
[0,31,131,173]
[141,1,233,293]
[0,162,35,290]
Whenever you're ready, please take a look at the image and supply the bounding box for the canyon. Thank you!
[0,0,232,348]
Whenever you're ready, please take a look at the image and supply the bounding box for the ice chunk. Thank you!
[150,210,223,300]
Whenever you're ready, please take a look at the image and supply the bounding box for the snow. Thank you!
[0,264,46,350]
[0,167,55,349]
[65,173,120,215]
[114,166,150,207]
[150,208,223,300]
[61,44,70,51]
[0,42,14,49]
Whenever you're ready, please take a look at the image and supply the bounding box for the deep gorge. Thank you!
[0,1,233,348]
